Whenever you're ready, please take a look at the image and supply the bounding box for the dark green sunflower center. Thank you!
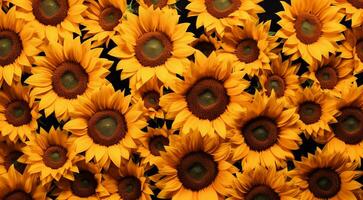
[308,168,341,199]
[0,31,22,66]
[135,32,172,67]
[205,0,241,18]
[33,0,69,25]
[236,39,259,63]
[265,75,285,98]
[88,110,127,146]
[43,145,67,169]
[99,6,122,31]
[149,135,169,156]
[298,102,322,124]
[61,71,78,89]
[332,107,363,144]
[186,78,229,120]
[212,0,233,11]
[295,13,322,44]
[5,101,32,127]
[118,176,142,200]
[245,185,280,200]
[4,151,26,173]
[243,117,278,151]
[71,170,98,197]
[143,91,160,109]
[316,67,338,89]
[4,190,33,200]
[348,0,363,9]
[177,151,218,191]
[144,0,168,8]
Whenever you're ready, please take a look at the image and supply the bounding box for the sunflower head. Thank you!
[0,140,26,175]
[191,34,221,57]
[290,148,362,199]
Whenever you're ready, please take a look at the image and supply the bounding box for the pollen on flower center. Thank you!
[298,102,322,124]
[33,0,69,26]
[243,117,278,151]
[0,30,22,66]
[205,0,241,18]
[118,176,142,200]
[5,101,31,127]
[332,107,363,144]
[295,13,322,44]
[308,168,341,199]
[245,185,279,200]
[71,170,98,197]
[143,91,160,109]
[265,75,285,97]
[316,67,338,89]
[236,39,260,63]
[43,146,67,169]
[99,6,122,31]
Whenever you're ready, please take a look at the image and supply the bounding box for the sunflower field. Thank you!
[0,0,363,199]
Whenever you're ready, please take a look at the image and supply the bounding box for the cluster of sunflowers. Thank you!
[0,0,363,199]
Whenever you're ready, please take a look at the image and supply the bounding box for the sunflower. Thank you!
[153,130,238,200]
[259,55,300,104]
[339,27,363,74]
[220,20,278,76]
[229,92,301,170]
[191,34,221,57]
[109,6,195,89]
[137,0,176,9]
[0,140,26,174]
[276,0,346,64]
[137,125,175,166]
[63,84,147,169]
[290,85,338,144]
[227,166,299,200]
[186,0,264,36]
[289,148,362,199]
[56,161,109,199]
[25,36,111,121]
[0,83,39,143]
[102,160,153,200]
[301,55,356,98]
[324,83,363,163]
[0,166,47,200]
[82,0,128,47]
[11,0,87,43]
[18,127,81,187]
[0,7,41,86]
[334,0,363,28]
[130,77,164,119]
[159,52,250,138]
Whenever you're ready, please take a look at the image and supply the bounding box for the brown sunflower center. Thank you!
[245,185,280,200]
[236,39,260,63]
[52,62,88,99]
[118,176,142,200]
[144,0,168,8]
[316,67,338,89]
[308,168,341,199]
[148,135,169,156]
[135,32,172,67]
[177,151,218,191]
[32,0,68,25]
[4,190,33,200]
[99,7,122,31]
[71,170,97,197]
[265,75,285,98]
[194,41,216,56]
[143,91,160,110]
[186,78,229,120]
[295,13,322,44]
[348,0,363,8]
[43,145,67,169]
[88,110,127,146]
[332,107,363,144]
[0,31,22,66]
[205,0,241,18]
[4,151,26,173]
[298,102,322,124]
[243,117,278,151]
[5,101,32,127]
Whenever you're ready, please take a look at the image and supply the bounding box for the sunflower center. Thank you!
[71,170,97,197]
[4,151,26,173]
[245,185,280,200]
[235,39,259,64]
[5,101,32,127]
[118,176,142,200]
[298,102,322,124]
[348,0,363,8]
[295,13,322,44]
[148,135,169,156]
[186,78,229,120]
[52,62,88,99]
[33,0,68,25]
[4,190,33,200]
[194,41,216,56]
[0,31,22,66]
[143,91,160,109]
[308,168,341,199]
[265,75,285,98]
[205,0,241,18]
[316,67,338,89]
[43,145,67,169]
[144,0,168,8]
[332,107,363,144]
[88,110,127,146]
[135,32,172,67]
[99,6,122,31]
[243,117,278,151]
